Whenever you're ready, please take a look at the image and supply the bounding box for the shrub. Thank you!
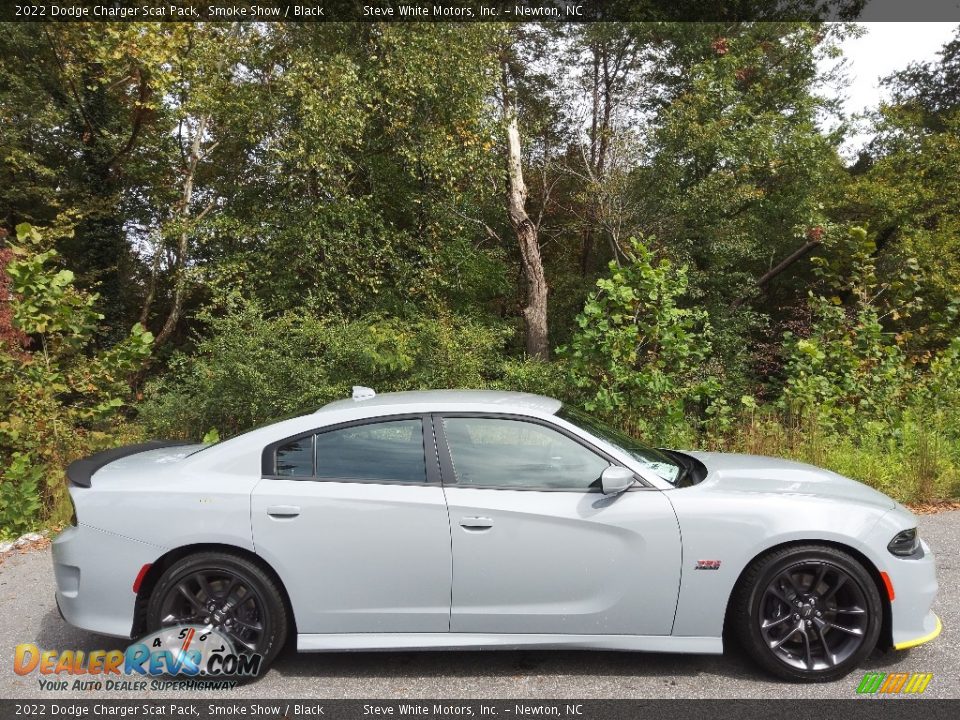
[560,237,719,440]
[780,298,912,430]
[0,224,152,538]
[139,304,512,439]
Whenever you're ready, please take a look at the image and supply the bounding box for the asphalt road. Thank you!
[1,511,957,700]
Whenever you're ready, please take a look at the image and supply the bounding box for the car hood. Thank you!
[683,451,897,511]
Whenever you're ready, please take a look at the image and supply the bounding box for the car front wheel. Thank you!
[146,551,288,673]
[732,544,883,682]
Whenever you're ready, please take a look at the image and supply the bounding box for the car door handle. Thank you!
[459,516,494,530]
[266,505,301,518]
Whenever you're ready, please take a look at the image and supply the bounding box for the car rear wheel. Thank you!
[146,552,288,673]
[732,544,882,682]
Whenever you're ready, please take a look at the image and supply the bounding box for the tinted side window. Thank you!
[442,417,609,490]
[315,419,427,483]
[275,437,313,477]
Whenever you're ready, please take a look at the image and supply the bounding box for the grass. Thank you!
[713,412,960,504]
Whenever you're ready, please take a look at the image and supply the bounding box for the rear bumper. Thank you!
[52,524,164,638]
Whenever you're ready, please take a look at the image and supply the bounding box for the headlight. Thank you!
[888,528,920,556]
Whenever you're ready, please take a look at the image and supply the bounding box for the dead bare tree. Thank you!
[502,59,549,360]
[152,114,216,347]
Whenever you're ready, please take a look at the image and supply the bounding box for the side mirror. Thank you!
[601,466,635,495]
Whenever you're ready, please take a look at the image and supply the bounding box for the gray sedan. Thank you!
[53,389,940,682]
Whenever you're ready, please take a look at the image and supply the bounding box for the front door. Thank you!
[437,414,681,636]
[251,416,452,633]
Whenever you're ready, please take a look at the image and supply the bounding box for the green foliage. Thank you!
[7,223,98,340]
[782,226,919,428]
[781,299,910,426]
[634,24,850,307]
[494,359,571,400]
[196,24,506,321]
[0,454,43,539]
[561,238,717,438]
[0,224,152,538]
[3,23,960,514]
[772,223,960,502]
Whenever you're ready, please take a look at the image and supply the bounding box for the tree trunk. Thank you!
[731,237,823,309]
[579,44,616,276]
[154,113,209,347]
[503,64,549,360]
[580,46,601,276]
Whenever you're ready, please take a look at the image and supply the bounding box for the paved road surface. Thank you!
[1,511,956,699]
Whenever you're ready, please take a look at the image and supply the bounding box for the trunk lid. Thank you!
[66,441,203,487]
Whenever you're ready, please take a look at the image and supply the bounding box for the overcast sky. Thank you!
[823,22,958,152]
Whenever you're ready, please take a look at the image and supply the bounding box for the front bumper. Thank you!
[883,539,941,650]
[894,611,942,650]
[52,524,165,638]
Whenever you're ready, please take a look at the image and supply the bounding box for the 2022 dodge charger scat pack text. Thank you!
[54,389,941,682]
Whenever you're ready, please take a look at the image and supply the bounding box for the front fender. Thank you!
[666,490,897,638]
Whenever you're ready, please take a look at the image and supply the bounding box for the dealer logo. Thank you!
[856,672,933,695]
[14,624,262,688]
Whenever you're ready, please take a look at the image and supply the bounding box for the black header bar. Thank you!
[3,1,960,23]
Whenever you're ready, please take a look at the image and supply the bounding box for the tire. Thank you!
[146,551,288,674]
[731,544,882,682]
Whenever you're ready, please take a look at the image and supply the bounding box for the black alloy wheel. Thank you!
[733,545,882,682]
[146,552,288,671]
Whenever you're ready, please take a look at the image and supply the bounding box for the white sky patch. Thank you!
[820,22,958,156]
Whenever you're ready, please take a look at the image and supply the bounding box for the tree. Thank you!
[633,23,851,311]
[566,24,653,274]
[0,24,168,333]
[842,28,960,353]
[191,24,506,321]
[502,50,549,360]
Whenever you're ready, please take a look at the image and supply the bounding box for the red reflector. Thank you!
[132,564,152,594]
[880,571,895,601]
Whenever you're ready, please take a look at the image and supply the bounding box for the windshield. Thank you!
[556,405,682,485]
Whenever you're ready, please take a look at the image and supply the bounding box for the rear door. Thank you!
[251,415,452,633]
[437,414,681,636]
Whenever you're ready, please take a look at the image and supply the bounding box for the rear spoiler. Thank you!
[66,441,192,488]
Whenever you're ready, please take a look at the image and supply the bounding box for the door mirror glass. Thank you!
[601,466,635,495]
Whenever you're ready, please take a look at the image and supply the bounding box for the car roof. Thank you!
[319,389,562,415]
